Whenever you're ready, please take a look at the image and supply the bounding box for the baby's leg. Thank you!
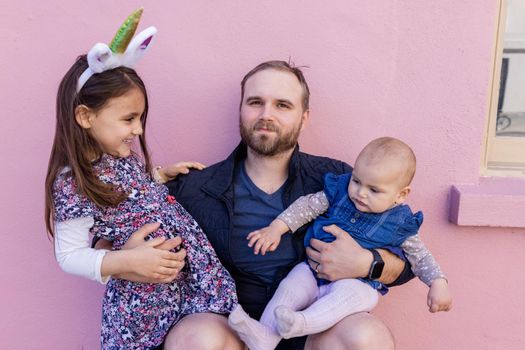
[228,262,318,350]
[275,279,379,339]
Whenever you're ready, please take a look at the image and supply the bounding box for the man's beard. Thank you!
[240,119,302,156]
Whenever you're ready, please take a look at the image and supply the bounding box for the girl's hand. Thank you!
[247,219,289,255]
[116,223,186,283]
[427,278,452,313]
[156,161,206,183]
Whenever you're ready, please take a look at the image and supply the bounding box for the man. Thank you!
[161,61,413,350]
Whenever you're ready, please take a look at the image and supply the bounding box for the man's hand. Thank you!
[427,278,452,313]
[247,219,289,255]
[157,161,206,182]
[306,224,372,281]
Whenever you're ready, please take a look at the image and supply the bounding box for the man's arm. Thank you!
[305,224,412,285]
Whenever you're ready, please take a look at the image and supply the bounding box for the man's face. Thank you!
[239,69,309,156]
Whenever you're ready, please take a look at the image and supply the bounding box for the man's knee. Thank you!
[305,312,394,350]
[164,313,243,350]
[343,315,394,350]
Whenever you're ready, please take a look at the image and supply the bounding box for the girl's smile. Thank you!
[78,87,145,158]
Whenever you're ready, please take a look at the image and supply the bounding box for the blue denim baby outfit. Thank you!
[305,172,423,293]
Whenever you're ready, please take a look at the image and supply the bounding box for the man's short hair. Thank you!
[240,60,310,111]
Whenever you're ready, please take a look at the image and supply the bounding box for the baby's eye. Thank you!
[352,178,360,184]
[370,187,379,193]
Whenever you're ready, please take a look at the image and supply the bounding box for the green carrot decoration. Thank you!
[109,7,143,54]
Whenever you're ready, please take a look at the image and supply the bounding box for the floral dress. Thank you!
[53,154,237,349]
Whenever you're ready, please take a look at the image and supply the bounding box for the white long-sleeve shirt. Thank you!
[54,216,109,284]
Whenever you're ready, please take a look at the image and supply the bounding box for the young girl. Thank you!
[228,137,452,350]
[44,10,237,349]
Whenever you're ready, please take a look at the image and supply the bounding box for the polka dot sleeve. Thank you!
[277,191,330,232]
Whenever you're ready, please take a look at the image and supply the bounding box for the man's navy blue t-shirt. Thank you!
[230,161,297,284]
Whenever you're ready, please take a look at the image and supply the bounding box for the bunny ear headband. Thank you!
[77,8,157,92]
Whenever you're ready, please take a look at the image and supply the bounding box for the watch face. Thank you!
[370,261,385,280]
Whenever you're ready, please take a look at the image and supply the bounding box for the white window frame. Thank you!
[483,0,525,177]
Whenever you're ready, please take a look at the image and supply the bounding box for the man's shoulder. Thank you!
[184,158,228,182]
[165,156,231,196]
[297,150,352,176]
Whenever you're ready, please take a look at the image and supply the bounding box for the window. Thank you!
[484,0,525,176]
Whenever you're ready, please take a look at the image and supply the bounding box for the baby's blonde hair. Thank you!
[357,137,416,187]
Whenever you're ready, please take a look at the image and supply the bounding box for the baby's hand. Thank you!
[428,278,452,313]
[247,219,290,255]
[155,161,206,183]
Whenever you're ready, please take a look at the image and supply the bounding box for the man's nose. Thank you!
[260,103,275,120]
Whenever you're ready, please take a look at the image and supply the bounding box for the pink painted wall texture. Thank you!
[2,0,524,349]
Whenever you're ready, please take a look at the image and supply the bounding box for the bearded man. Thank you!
[161,61,413,350]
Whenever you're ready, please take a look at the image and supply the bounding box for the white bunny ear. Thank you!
[122,26,157,67]
[78,43,122,92]
[76,9,157,93]
[87,43,119,73]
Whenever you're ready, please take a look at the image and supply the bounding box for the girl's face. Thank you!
[348,156,410,213]
[79,87,145,158]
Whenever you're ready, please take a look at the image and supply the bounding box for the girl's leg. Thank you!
[275,279,379,339]
[228,262,318,350]
[164,313,244,350]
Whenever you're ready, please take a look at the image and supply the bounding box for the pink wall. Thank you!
[2,0,524,349]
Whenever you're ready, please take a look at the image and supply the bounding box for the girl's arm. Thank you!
[55,218,184,284]
[152,162,206,183]
[55,217,109,283]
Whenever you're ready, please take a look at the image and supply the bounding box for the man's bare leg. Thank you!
[305,312,394,350]
[164,313,245,350]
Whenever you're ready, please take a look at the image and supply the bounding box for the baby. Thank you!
[228,136,452,350]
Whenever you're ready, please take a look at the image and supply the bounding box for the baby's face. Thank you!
[348,158,409,213]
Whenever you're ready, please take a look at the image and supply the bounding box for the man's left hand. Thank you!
[306,224,373,281]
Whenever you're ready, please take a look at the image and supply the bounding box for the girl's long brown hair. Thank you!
[45,55,152,237]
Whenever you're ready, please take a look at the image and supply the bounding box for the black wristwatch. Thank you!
[367,249,384,280]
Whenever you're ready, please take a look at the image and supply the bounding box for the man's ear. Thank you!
[300,109,310,131]
[75,105,94,129]
[396,186,411,204]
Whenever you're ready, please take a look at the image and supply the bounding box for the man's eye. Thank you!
[277,103,291,109]
[249,100,262,106]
